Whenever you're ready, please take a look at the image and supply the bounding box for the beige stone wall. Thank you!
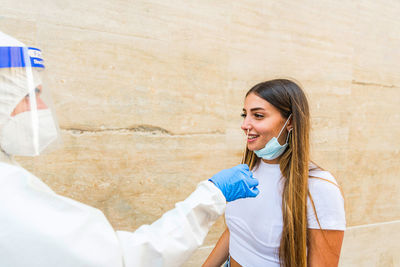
[2,0,399,266]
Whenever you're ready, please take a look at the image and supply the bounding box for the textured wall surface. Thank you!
[1,0,399,266]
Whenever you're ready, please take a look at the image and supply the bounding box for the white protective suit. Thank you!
[0,31,227,267]
[0,153,225,267]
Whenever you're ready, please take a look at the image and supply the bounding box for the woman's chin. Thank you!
[247,144,262,151]
[247,138,267,151]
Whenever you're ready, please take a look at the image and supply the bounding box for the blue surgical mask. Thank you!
[254,115,292,160]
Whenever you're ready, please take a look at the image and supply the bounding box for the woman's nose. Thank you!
[241,120,251,132]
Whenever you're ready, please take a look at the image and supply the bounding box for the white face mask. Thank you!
[0,109,58,156]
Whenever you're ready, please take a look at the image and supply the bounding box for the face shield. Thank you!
[0,32,61,156]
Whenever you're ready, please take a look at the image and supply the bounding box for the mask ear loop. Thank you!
[285,128,293,144]
[277,114,292,139]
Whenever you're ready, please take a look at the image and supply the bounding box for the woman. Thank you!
[203,79,346,267]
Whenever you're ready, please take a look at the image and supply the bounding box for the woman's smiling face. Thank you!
[241,93,290,152]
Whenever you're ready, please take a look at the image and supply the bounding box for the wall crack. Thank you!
[352,80,399,88]
[61,125,225,136]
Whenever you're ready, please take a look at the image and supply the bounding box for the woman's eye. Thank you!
[254,113,264,118]
[240,113,246,118]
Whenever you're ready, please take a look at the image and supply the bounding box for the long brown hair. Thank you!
[242,79,310,267]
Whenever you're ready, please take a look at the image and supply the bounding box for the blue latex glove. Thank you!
[209,164,259,202]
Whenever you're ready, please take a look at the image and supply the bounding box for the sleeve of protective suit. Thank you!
[116,180,226,267]
[0,162,225,267]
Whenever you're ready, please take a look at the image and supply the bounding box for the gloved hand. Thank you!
[209,164,259,202]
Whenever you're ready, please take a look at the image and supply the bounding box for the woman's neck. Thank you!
[261,158,280,164]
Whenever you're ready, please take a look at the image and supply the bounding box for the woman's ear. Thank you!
[286,115,293,131]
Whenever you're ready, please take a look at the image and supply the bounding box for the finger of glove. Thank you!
[244,174,259,188]
[234,182,249,200]
[247,186,259,197]
[237,164,249,171]
[226,185,241,202]
[238,168,254,180]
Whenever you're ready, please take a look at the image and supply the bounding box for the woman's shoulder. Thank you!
[308,164,342,196]
[308,163,338,185]
[307,163,346,230]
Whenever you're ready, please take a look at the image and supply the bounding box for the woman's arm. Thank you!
[307,229,344,267]
[202,228,230,267]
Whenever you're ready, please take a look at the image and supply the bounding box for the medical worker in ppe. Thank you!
[0,31,259,267]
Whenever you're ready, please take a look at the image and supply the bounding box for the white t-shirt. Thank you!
[225,160,346,267]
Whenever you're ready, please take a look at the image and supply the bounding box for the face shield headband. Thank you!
[0,46,45,69]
